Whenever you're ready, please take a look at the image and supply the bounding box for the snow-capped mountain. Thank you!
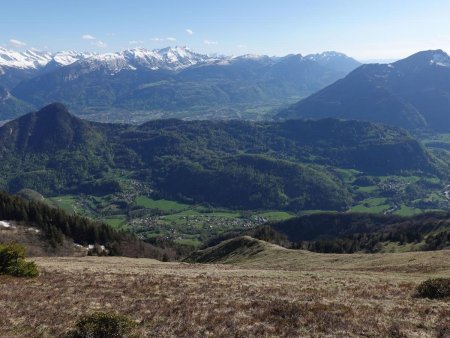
[0,48,97,88]
[69,46,224,75]
[0,48,95,70]
[391,49,450,71]
[304,51,362,73]
[3,46,362,122]
[0,46,227,88]
[0,48,53,69]
[50,51,97,67]
[0,46,360,75]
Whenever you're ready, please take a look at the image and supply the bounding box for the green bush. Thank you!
[416,278,450,299]
[0,243,39,277]
[67,312,136,338]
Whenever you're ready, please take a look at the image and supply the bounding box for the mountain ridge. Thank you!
[0,102,104,152]
[8,48,360,122]
[0,46,360,73]
[0,47,361,122]
[277,49,450,132]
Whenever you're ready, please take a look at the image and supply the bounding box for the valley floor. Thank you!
[2,247,450,337]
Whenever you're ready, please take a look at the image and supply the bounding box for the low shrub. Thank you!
[67,312,136,338]
[436,322,450,338]
[0,243,39,277]
[416,278,450,299]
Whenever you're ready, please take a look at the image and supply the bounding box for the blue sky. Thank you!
[2,0,450,61]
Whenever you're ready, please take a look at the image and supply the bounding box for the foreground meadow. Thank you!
[1,243,450,337]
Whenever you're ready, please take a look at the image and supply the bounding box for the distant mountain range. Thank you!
[0,48,96,88]
[278,49,450,132]
[6,47,450,133]
[0,47,360,122]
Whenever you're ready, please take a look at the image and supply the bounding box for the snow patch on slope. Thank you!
[430,53,450,67]
[0,220,13,228]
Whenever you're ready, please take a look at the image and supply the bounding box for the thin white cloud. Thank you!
[151,37,177,42]
[81,34,107,48]
[129,40,144,45]
[204,40,218,45]
[185,29,193,35]
[9,39,26,48]
[106,32,116,37]
[82,34,96,40]
[237,44,247,48]
[93,40,107,48]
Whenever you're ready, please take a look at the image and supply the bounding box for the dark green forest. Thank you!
[270,212,450,253]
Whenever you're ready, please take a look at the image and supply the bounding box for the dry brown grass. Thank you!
[1,245,450,337]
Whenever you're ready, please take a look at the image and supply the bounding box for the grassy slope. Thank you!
[186,236,450,273]
[3,247,450,337]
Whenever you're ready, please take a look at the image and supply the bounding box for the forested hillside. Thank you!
[270,211,450,253]
[0,190,178,258]
[0,104,443,213]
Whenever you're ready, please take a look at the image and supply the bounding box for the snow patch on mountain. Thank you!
[52,51,96,66]
[0,87,11,101]
[305,51,350,62]
[430,52,450,67]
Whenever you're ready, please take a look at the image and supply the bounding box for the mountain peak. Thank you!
[304,51,361,73]
[278,49,450,132]
[72,46,215,74]
[0,103,103,152]
[35,102,71,117]
[306,51,350,59]
[393,49,450,69]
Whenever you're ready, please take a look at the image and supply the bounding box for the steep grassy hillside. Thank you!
[2,249,450,336]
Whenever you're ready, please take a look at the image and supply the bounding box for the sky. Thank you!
[2,0,450,61]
